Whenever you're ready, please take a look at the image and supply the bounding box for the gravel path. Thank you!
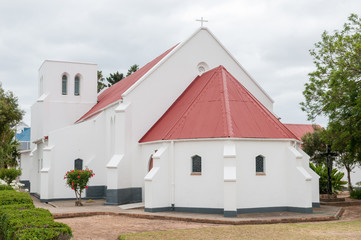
[55,206,361,240]
[56,215,219,240]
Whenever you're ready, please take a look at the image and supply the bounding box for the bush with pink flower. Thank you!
[64,168,94,206]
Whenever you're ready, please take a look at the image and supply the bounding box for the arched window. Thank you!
[191,155,202,174]
[74,158,83,170]
[62,75,67,95]
[255,155,265,174]
[74,76,80,96]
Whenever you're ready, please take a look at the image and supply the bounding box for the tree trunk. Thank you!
[346,165,353,192]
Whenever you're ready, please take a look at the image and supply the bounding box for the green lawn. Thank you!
[119,219,361,240]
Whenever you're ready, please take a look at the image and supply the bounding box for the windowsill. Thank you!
[191,172,202,176]
[256,172,266,176]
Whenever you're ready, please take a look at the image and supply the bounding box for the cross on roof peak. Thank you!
[196,17,208,27]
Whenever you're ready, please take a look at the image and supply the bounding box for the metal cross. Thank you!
[196,17,208,27]
[320,145,338,195]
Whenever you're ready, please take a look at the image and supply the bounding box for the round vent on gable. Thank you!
[197,62,209,76]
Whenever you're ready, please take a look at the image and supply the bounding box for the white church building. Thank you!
[20,27,319,217]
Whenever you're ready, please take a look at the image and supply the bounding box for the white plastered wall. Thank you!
[142,139,315,211]
[35,111,108,199]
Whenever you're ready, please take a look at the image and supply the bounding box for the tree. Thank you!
[106,71,124,87]
[327,121,359,191]
[302,124,358,191]
[301,125,326,164]
[64,169,94,206]
[301,14,361,172]
[97,70,106,93]
[126,64,139,77]
[0,127,20,168]
[0,84,23,168]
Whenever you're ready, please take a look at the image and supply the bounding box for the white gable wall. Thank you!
[124,28,275,190]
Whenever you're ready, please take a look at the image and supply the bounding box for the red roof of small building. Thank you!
[140,66,298,143]
[77,44,178,122]
[284,124,320,141]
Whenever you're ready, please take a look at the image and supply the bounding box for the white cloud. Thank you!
[0,0,360,125]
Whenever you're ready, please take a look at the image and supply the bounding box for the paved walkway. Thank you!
[31,196,343,225]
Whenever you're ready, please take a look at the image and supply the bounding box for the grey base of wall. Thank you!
[312,202,321,207]
[145,205,313,217]
[224,211,237,217]
[105,188,142,205]
[86,185,107,199]
[30,192,105,203]
[20,180,30,192]
[237,206,313,214]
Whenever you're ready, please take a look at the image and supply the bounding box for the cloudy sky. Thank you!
[0,0,360,126]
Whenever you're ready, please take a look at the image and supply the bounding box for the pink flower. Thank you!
[85,186,88,189]
[64,177,66,179]
[78,175,80,178]
[72,182,74,186]
[72,187,74,190]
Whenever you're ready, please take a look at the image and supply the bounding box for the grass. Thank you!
[118,219,361,240]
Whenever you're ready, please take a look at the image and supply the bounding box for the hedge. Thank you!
[0,191,72,240]
[1,208,71,240]
[0,191,33,206]
[0,185,14,191]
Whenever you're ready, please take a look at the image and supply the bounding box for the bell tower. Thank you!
[31,60,97,142]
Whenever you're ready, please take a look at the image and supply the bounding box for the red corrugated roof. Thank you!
[77,44,178,122]
[284,124,320,141]
[140,66,298,143]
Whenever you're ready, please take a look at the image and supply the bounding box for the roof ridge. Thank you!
[219,66,234,137]
[162,69,219,140]
[223,68,298,139]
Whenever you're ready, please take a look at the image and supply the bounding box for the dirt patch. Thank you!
[341,206,361,221]
[55,206,361,240]
[56,215,219,240]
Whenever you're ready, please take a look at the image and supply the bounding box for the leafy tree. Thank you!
[302,125,357,191]
[106,71,124,87]
[301,125,326,164]
[301,14,361,165]
[126,64,139,77]
[0,84,23,168]
[97,70,106,93]
[327,121,359,191]
[64,169,94,206]
[0,127,20,168]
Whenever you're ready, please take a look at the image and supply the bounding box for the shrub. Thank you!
[0,185,14,191]
[15,227,72,240]
[64,168,94,206]
[350,189,361,200]
[0,189,72,240]
[0,191,32,206]
[0,168,22,185]
[309,163,347,194]
[0,208,71,240]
